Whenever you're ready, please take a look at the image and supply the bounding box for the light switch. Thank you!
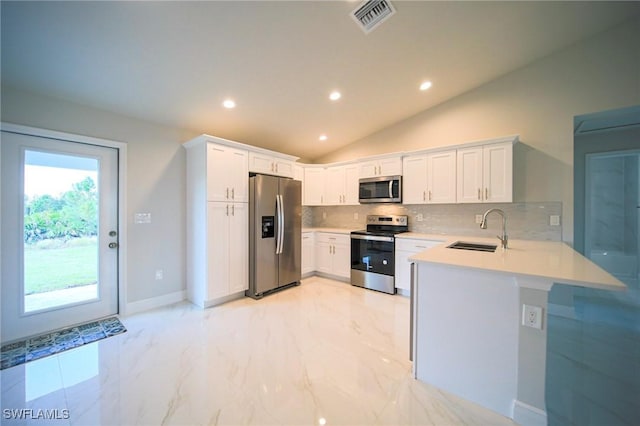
[135,213,151,224]
[550,215,560,226]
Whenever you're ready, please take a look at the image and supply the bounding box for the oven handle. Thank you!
[350,234,394,242]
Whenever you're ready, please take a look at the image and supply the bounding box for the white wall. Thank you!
[1,86,198,304]
[317,17,640,244]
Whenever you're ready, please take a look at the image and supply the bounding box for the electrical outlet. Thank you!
[522,304,543,329]
[416,214,423,222]
[550,215,560,226]
[155,269,163,280]
[475,214,483,224]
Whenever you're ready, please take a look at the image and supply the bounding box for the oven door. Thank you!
[350,234,395,276]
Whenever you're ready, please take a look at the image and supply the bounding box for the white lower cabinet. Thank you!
[302,232,315,276]
[206,202,248,301]
[315,232,351,279]
[394,238,441,292]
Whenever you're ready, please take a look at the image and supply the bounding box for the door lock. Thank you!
[108,242,118,249]
[109,230,117,237]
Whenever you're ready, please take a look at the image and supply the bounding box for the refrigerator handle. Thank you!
[278,194,284,254]
[275,194,282,254]
[277,194,285,254]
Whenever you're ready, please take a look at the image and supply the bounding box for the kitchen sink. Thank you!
[446,241,497,252]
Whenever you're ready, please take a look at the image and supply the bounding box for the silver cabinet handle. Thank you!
[226,205,229,216]
[226,188,229,199]
[232,204,235,216]
[231,188,235,200]
[478,188,481,200]
[485,188,489,200]
[428,190,432,201]
[423,191,426,201]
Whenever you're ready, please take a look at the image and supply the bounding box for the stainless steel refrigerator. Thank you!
[247,174,301,299]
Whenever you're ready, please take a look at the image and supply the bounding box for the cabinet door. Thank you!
[228,203,248,294]
[379,157,402,176]
[325,166,346,205]
[304,167,325,206]
[394,251,412,291]
[302,232,315,275]
[274,159,294,178]
[456,147,483,203]
[427,151,456,204]
[358,161,378,178]
[332,242,351,279]
[207,144,231,202]
[248,152,273,175]
[207,202,229,299]
[483,143,512,203]
[343,164,360,205]
[402,155,428,204]
[228,148,248,203]
[316,240,333,274]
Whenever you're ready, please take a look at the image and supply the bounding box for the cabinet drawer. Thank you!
[315,232,349,245]
[395,238,442,252]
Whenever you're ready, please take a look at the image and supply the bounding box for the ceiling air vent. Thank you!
[351,0,396,34]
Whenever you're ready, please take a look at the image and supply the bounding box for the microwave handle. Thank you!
[389,180,393,199]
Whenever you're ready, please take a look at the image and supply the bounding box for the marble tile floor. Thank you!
[1,277,517,425]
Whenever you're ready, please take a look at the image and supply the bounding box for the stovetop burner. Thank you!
[351,215,408,236]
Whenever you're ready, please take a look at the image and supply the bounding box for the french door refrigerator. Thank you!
[247,174,301,299]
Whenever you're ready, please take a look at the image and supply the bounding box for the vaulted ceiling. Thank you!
[2,1,638,160]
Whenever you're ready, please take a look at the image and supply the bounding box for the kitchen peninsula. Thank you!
[407,236,625,426]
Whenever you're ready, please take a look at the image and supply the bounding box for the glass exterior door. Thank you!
[1,131,119,342]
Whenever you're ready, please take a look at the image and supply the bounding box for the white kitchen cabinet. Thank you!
[249,151,295,178]
[325,163,359,205]
[394,238,441,292]
[316,232,350,280]
[185,135,250,308]
[303,166,326,206]
[359,156,402,178]
[207,202,248,299]
[457,142,512,203]
[207,143,248,202]
[403,150,456,204]
[302,232,315,276]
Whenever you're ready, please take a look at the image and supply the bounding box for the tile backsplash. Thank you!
[303,202,563,241]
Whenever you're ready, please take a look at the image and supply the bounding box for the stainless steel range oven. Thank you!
[351,215,408,294]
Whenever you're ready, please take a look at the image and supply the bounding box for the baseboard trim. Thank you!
[124,290,186,315]
[513,400,547,426]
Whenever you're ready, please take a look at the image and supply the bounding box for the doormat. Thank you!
[0,317,126,370]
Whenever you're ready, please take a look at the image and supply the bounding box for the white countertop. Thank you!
[302,227,355,235]
[408,234,625,291]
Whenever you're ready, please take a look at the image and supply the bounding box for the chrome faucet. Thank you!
[480,208,508,249]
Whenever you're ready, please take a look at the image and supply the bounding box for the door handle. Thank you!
[108,242,118,249]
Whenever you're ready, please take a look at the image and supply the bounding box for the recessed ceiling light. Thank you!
[319,134,328,141]
[329,91,341,101]
[419,81,432,91]
[222,99,236,109]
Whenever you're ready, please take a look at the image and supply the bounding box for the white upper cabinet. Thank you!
[359,156,402,178]
[403,150,456,204]
[457,141,513,203]
[325,163,359,205]
[249,152,294,178]
[207,143,248,202]
[427,151,457,204]
[303,166,325,206]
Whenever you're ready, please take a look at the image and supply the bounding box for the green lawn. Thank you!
[24,240,98,294]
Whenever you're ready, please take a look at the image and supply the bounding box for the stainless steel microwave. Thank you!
[359,175,402,203]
